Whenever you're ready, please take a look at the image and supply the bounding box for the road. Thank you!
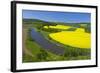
[30,28,64,56]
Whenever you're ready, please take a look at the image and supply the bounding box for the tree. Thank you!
[44,22,57,28]
[36,49,48,61]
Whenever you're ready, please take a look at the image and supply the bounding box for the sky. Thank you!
[22,10,91,23]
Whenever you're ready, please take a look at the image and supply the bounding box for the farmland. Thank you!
[22,18,91,63]
[49,28,90,48]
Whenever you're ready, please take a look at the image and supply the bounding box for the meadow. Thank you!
[22,19,91,63]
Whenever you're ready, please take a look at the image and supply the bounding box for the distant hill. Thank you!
[23,18,90,27]
[23,18,57,26]
[23,18,90,25]
[23,18,45,24]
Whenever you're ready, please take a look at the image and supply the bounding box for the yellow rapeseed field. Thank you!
[44,25,71,30]
[49,28,91,49]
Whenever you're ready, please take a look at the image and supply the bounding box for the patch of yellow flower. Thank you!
[49,28,91,48]
[44,25,71,30]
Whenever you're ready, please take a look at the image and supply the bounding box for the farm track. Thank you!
[23,28,35,58]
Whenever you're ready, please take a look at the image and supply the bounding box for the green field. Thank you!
[22,19,91,63]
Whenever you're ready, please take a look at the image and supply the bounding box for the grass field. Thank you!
[22,19,91,63]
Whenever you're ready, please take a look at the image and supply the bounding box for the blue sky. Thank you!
[22,10,91,23]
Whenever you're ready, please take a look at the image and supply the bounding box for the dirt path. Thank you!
[22,28,35,57]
